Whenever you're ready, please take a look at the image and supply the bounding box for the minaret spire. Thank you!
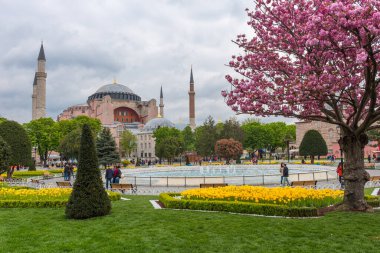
[38,42,46,61]
[32,43,47,120]
[159,85,164,117]
[188,66,196,130]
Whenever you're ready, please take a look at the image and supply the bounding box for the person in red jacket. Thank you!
[336,162,343,187]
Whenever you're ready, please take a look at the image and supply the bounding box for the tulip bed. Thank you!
[181,186,344,208]
[0,187,121,208]
[159,186,346,217]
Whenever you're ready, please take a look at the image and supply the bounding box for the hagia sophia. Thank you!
[31,44,377,160]
[32,44,196,161]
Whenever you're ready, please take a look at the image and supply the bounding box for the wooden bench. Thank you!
[0,176,4,182]
[31,179,45,185]
[43,173,53,180]
[291,180,317,188]
[370,176,380,182]
[200,183,228,188]
[110,183,137,194]
[56,181,72,187]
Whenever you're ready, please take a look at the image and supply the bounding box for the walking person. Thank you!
[282,163,290,186]
[69,164,74,181]
[105,166,114,189]
[279,163,284,185]
[63,163,69,181]
[336,162,344,188]
[368,154,371,163]
[113,165,122,184]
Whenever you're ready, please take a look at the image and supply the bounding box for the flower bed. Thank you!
[181,186,343,208]
[0,188,120,208]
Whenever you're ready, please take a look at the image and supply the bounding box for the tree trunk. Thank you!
[340,133,372,211]
[310,155,314,164]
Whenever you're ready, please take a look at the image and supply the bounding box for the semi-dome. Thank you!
[143,117,175,131]
[88,83,141,102]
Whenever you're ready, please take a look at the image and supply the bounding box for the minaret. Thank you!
[32,43,47,120]
[159,85,164,117]
[188,66,196,130]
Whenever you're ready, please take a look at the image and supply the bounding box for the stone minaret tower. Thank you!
[159,85,164,117]
[188,66,196,129]
[32,43,47,120]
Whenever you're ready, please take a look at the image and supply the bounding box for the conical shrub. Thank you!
[65,124,111,219]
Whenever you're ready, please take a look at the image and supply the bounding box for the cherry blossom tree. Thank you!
[223,0,380,211]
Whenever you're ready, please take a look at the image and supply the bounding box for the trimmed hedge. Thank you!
[159,193,318,217]
[0,200,67,208]
[0,190,120,208]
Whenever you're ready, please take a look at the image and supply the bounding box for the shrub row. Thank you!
[159,193,318,217]
[0,200,67,208]
[0,190,120,208]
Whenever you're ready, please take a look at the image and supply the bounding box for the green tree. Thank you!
[241,121,272,156]
[0,136,11,175]
[153,127,183,164]
[299,130,328,164]
[119,130,137,158]
[24,118,60,166]
[0,120,33,170]
[221,118,244,143]
[195,116,217,157]
[58,128,82,161]
[182,126,195,151]
[58,116,101,140]
[96,128,120,167]
[155,136,183,164]
[65,124,111,219]
[215,138,243,164]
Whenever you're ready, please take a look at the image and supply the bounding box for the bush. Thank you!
[66,124,111,219]
[159,193,318,217]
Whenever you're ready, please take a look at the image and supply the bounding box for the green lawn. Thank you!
[0,195,379,253]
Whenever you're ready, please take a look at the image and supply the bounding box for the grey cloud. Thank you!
[0,0,291,126]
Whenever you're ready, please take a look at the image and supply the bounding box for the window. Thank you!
[145,153,147,157]
[140,143,143,149]
[148,143,151,149]
[144,143,147,149]
[149,153,151,157]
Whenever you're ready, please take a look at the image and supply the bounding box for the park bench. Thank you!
[369,176,380,187]
[43,172,53,180]
[31,179,45,185]
[56,181,72,188]
[0,176,4,182]
[200,183,228,188]
[291,180,317,188]
[110,183,137,194]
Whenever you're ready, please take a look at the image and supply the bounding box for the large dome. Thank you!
[88,83,141,102]
[96,83,135,94]
[143,117,175,131]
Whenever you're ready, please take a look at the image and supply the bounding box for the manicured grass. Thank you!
[0,195,379,253]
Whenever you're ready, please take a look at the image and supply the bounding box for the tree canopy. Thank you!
[24,118,60,166]
[153,127,183,163]
[215,138,243,164]
[0,135,11,175]
[119,130,137,158]
[299,130,328,164]
[96,128,120,167]
[195,116,217,157]
[0,120,32,168]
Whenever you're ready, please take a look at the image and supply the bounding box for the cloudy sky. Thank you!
[0,0,293,125]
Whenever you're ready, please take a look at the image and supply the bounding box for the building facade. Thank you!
[57,67,195,160]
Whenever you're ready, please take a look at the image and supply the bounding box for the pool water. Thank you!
[125,165,331,177]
